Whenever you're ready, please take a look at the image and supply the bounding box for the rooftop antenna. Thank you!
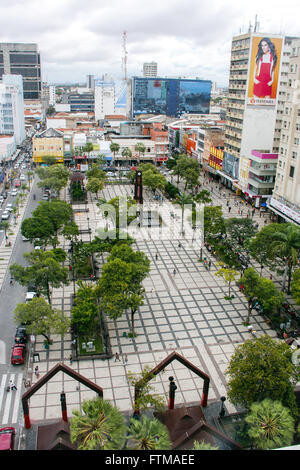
[122,31,128,81]
[254,15,260,32]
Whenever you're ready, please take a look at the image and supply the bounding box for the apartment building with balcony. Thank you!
[222,31,299,205]
[268,38,300,226]
[32,128,64,164]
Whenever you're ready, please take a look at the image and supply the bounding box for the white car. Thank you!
[20,175,26,181]
[11,190,18,196]
[1,211,10,220]
[25,292,38,302]
[5,204,13,212]
[22,236,30,242]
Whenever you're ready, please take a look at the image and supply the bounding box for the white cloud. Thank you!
[0,0,300,86]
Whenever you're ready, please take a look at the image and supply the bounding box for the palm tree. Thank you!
[70,397,127,450]
[0,221,10,241]
[127,416,171,450]
[134,142,146,164]
[270,224,300,293]
[191,440,218,450]
[173,192,194,235]
[121,147,132,168]
[245,399,295,450]
[110,142,120,167]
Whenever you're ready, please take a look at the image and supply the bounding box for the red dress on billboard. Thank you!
[253,54,273,97]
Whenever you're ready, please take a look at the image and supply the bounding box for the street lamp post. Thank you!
[219,396,226,418]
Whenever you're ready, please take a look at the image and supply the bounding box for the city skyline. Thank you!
[1,0,300,87]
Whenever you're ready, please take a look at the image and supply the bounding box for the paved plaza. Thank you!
[25,182,280,422]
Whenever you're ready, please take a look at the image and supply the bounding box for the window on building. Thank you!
[289,165,295,178]
[292,151,297,159]
[294,137,299,145]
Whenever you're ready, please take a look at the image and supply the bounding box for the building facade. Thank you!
[268,38,300,225]
[222,32,300,204]
[32,128,64,164]
[94,79,115,121]
[143,62,158,78]
[132,77,212,118]
[0,43,41,100]
[0,74,25,145]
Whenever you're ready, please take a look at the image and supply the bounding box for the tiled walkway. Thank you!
[26,183,280,422]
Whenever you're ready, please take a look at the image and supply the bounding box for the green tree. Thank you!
[86,164,106,181]
[239,268,261,323]
[10,250,69,305]
[215,263,238,298]
[36,164,70,195]
[0,221,10,240]
[225,217,257,246]
[270,223,300,293]
[142,169,166,193]
[32,200,73,244]
[204,206,226,241]
[70,397,127,450]
[86,177,104,197]
[173,192,194,235]
[14,297,70,344]
[121,147,132,164]
[226,335,300,416]
[291,268,300,305]
[134,142,146,162]
[110,142,120,162]
[191,441,218,450]
[127,416,171,450]
[127,365,166,414]
[245,399,295,450]
[194,189,212,205]
[71,283,99,335]
[255,277,285,317]
[21,215,57,247]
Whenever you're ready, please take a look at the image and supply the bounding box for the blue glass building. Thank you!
[132,77,212,118]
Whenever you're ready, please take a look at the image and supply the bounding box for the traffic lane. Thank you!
[0,177,40,367]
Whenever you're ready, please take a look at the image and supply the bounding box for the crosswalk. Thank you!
[0,373,23,425]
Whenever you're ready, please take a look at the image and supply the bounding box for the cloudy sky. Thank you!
[1,0,300,87]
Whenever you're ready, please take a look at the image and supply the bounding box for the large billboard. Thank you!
[247,35,283,106]
[132,77,211,117]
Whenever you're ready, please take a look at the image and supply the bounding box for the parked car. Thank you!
[11,189,18,196]
[1,211,10,220]
[20,175,26,181]
[22,235,30,242]
[2,192,7,199]
[11,343,26,365]
[42,193,49,201]
[5,204,13,212]
[0,197,4,204]
[25,292,38,303]
[14,180,21,188]
[14,325,27,344]
[0,427,15,450]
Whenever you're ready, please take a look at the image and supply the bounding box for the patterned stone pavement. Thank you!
[25,182,280,422]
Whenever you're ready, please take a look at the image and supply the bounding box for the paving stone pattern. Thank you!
[26,183,280,421]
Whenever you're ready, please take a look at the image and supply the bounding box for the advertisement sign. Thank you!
[247,36,283,106]
[239,157,251,188]
[209,146,224,171]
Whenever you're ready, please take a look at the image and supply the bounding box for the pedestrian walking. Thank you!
[208,260,211,269]
[34,366,40,379]
[178,242,182,248]
[69,354,73,365]
[9,380,17,391]
[114,352,121,362]
[123,354,128,365]
[228,206,231,213]
[173,268,176,275]
[155,253,158,260]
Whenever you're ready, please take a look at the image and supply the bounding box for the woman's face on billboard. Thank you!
[261,41,270,54]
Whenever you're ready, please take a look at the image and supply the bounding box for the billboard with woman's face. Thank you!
[247,36,283,106]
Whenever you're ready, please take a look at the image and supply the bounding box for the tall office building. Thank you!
[0,43,41,100]
[86,74,95,90]
[268,38,300,225]
[143,62,158,78]
[221,31,300,205]
[0,75,25,145]
[94,78,115,120]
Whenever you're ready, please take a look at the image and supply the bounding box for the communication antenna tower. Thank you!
[122,31,128,81]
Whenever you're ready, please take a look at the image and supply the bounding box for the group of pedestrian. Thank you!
[114,352,128,365]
